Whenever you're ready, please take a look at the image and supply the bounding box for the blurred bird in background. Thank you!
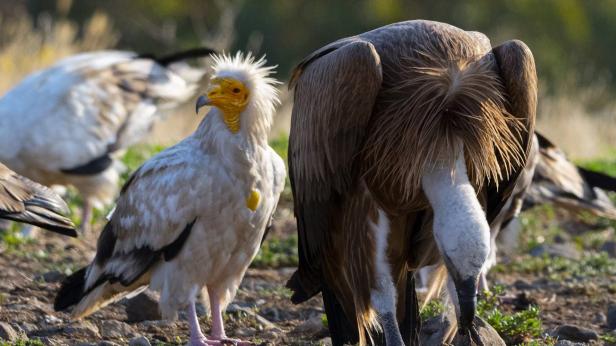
[0,162,76,237]
[0,47,215,233]
[54,53,286,346]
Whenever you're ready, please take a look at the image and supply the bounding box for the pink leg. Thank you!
[208,288,252,345]
[80,200,92,234]
[187,298,209,346]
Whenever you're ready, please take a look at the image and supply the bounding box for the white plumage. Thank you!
[0,49,212,231]
[55,53,285,346]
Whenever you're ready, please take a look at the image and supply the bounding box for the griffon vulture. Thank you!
[54,53,285,346]
[0,47,215,233]
[0,162,76,237]
[286,20,537,345]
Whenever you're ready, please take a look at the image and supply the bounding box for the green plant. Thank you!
[420,299,445,321]
[251,234,298,268]
[477,286,543,344]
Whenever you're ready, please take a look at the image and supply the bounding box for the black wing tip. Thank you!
[61,154,113,176]
[54,267,88,311]
[286,271,317,304]
[145,47,218,66]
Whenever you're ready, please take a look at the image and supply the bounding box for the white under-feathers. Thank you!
[71,53,286,320]
[0,50,207,209]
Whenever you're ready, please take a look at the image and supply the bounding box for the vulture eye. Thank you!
[232,88,241,94]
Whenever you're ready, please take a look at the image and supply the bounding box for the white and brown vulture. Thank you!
[54,53,285,346]
[524,132,616,217]
[0,47,215,233]
[0,162,76,237]
[482,132,616,289]
[286,20,537,346]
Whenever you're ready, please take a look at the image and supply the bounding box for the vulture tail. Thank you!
[144,47,217,66]
[55,265,150,319]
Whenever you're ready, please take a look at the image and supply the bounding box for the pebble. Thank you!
[129,335,152,346]
[99,320,137,339]
[125,291,161,322]
[552,324,599,342]
[0,322,20,342]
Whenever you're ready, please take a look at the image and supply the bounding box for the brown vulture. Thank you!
[286,20,537,345]
[0,162,76,237]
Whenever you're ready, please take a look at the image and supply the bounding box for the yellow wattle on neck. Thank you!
[221,109,241,133]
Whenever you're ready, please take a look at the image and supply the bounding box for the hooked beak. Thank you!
[456,276,478,334]
[195,95,211,114]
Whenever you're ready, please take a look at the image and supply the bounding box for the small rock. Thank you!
[318,337,332,346]
[63,320,101,339]
[98,342,120,346]
[0,322,19,342]
[602,241,616,258]
[530,244,580,260]
[552,324,599,343]
[99,320,136,339]
[593,312,607,325]
[291,315,328,337]
[44,315,62,325]
[36,270,65,283]
[555,340,586,346]
[125,291,161,322]
[129,336,152,346]
[235,327,257,337]
[608,304,616,329]
[513,279,534,290]
[421,315,505,346]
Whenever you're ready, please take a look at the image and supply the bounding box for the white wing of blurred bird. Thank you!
[54,53,285,346]
[0,162,76,237]
[0,47,215,232]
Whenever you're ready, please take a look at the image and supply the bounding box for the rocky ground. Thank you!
[2,162,616,345]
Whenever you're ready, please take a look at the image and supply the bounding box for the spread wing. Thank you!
[0,163,76,236]
[486,40,538,223]
[287,40,383,302]
[0,51,205,173]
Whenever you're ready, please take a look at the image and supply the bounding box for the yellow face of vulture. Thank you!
[198,77,250,133]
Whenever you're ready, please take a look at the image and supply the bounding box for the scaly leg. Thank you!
[208,288,252,345]
[80,199,92,234]
[186,297,211,346]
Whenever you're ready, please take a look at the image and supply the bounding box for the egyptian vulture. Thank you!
[286,20,536,345]
[54,53,285,346]
[0,162,76,236]
[0,47,215,233]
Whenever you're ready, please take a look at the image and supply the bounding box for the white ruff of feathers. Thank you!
[196,52,281,148]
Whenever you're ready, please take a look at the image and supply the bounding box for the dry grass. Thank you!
[0,11,118,94]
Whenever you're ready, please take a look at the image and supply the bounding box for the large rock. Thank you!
[99,320,137,339]
[552,324,599,343]
[63,321,101,339]
[0,322,20,342]
[529,244,580,260]
[125,291,161,322]
[421,315,505,346]
[608,304,616,329]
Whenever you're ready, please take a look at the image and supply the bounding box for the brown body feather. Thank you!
[288,20,537,345]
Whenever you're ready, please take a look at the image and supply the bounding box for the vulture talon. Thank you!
[469,324,485,346]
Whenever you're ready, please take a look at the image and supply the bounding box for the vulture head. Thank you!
[196,53,279,136]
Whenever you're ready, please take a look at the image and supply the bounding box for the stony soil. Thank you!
[0,204,615,345]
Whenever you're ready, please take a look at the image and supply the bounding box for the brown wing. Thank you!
[0,163,76,237]
[486,40,538,223]
[286,39,383,302]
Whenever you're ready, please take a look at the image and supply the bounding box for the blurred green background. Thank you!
[0,0,614,157]
[17,0,616,93]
